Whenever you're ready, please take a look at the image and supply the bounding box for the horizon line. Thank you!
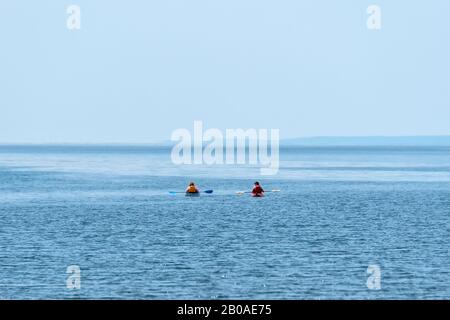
[2,135,450,146]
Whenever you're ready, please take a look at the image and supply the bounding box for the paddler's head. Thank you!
[254,181,260,186]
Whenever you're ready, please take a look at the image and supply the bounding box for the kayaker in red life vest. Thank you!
[252,181,265,197]
[186,182,199,194]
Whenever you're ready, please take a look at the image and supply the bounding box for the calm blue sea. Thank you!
[0,145,449,299]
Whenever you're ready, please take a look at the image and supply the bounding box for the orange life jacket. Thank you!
[187,185,198,193]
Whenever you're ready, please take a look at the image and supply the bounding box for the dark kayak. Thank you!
[252,193,264,197]
[185,192,200,197]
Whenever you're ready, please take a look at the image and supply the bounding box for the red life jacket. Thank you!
[252,186,264,194]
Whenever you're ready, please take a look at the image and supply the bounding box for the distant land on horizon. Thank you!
[2,136,450,147]
[281,135,450,146]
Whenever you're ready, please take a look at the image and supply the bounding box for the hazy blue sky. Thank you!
[1,1,449,143]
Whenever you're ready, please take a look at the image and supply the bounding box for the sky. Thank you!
[0,1,449,143]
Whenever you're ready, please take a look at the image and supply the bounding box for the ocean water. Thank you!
[0,145,449,299]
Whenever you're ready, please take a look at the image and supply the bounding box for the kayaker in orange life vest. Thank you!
[252,181,265,197]
[186,182,199,194]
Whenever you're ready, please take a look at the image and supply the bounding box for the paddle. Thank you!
[169,190,214,195]
[235,189,281,195]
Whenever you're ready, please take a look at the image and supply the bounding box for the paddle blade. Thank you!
[204,190,213,194]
